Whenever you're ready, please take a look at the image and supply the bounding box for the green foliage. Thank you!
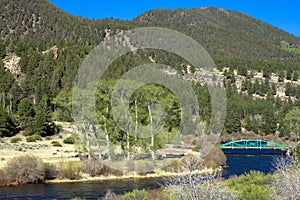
[17,98,35,130]
[0,107,17,137]
[294,143,300,162]
[284,107,300,141]
[26,134,42,142]
[278,71,285,82]
[225,171,272,200]
[10,137,22,143]
[0,40,6,58]
[293,71,299,81]
[52,90,73,121]
[45,136,52,140]
[58,161,82,180]
[63,136,76,144]
[286,70,292,80]
[51,141,62,147]
[119,189,148,200]
[1,0,300,150]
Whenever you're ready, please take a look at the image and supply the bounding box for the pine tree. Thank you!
[0,107,17,137]
[278,71,285,82]
[17,98,35,130]
[293,71,299,81]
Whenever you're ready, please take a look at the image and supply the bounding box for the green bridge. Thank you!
[220,139,289,151]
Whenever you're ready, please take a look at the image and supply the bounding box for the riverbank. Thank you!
[45,167,221,184]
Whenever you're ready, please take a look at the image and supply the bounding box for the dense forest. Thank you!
[1,0,300,157]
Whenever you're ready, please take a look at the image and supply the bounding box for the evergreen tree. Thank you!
[284,107,300,142]
[286,70,292,80]
[278,71,285,82]
[17,98,35,130]
[293,71,299,81]
[0,40,6,59]
[285,83,293,96]
[0,107,17,137]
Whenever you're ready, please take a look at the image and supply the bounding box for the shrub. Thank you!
[203,146,227,167]
[6,155,45,184]
[83,159,103,177]
[225,171,271,200]
[45,136,52,140]
[44,163,58,180]
[58,161,82,180]
[52,141,62,147]
[161,160,184,173]
[63,136,76,144]
[167,173,237,200]
[119,189,148,200]
[162,160,184,173]
[181,153,203,171]
[11,137,22,143]
[26,134,42,142]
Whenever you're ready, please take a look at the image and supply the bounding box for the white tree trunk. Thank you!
[104,105,111,160]
[125,112,130,160]
[134,99,138,143]
[92,124,102,161]
[9,94,12,114]
[148,103,155,160]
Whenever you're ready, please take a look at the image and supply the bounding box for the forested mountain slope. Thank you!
[133,8,300,70]
[0,0,300,139]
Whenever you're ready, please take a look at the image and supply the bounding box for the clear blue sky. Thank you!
[48,0,300,37]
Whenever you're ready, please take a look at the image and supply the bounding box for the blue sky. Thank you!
[48,0,300,37]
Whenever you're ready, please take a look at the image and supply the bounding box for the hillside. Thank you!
[0,0,130,44]
[0,0,300,143]
[133,8,300,70]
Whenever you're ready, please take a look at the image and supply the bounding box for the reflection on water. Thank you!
[0,178,163,200]
[0,149,287,199]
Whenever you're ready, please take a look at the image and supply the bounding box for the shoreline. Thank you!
[45,167,222,184]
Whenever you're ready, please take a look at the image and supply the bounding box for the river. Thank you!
[0,149,287,199]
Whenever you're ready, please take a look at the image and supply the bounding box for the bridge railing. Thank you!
[220,139,288,150]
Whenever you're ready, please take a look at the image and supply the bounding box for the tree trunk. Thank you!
[83,122,92,160]
[134,99,138,143]
[148,102,155,160]
[9,95,12,114]
[92,124,102,161]
[125,112,130,160]
[104,105,111,160]
[2,93,5,110]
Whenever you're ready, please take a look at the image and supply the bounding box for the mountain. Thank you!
[0,0,130,44]
[0,0,300,108]
[133,8,300,70]
[0,0,300,139]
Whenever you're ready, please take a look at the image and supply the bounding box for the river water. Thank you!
[0,149,287,199]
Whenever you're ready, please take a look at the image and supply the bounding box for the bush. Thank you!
[45,136,52,140]
[83,159,103,177]
[162,160,184,173]
[52,141,62,147]
[225,171,271,200]
[11,137,22,143]
[58,161,82,180]
[63,136,76,144]
[6,155,45,184]
[44,163,58,180]
[26,134,42,142]
[119,189,148,200]
[203,146,227,167]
